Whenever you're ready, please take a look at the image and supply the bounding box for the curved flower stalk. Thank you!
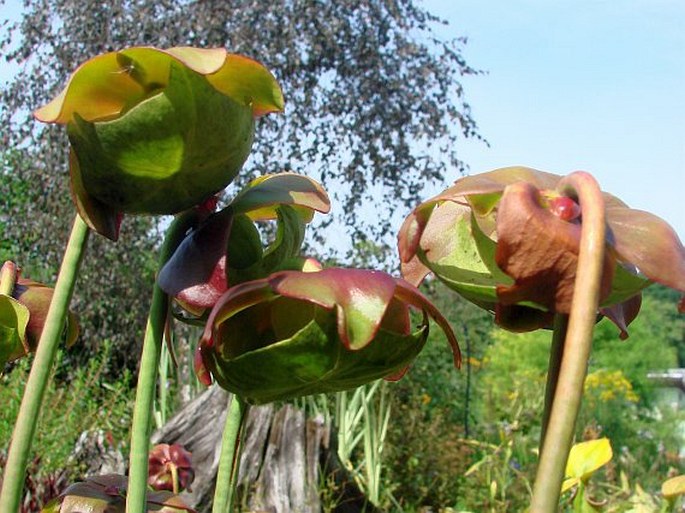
[35,47,284,240]
[399,166,685,336]
[196,267,461,404]
[41,474,195,513]
[0,261,79,368]
[158,172,331,318]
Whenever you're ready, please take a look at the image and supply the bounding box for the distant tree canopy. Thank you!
[0,0,481,373]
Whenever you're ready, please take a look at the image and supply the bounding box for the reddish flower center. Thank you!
[547,195,581,222]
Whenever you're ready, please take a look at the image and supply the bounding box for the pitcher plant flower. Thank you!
[0,261,78,368]
[194,267,461,404]
[148,444,194,494]
[41,474,195,513]
[158,173,330,318]
[34,47,284,240]
[398,166,685,337]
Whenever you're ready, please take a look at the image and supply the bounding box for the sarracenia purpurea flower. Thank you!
[195,268,461,404]
[0,261,78,368]
[35,47,284,240]
[399,166,685,336]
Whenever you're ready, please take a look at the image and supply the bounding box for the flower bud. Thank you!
[148,444,194,493]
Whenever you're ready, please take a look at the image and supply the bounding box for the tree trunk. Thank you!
[152,386,379,513]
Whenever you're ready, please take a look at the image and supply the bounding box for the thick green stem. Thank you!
[0,261,18,296]
[530,172,607,512]
[212,393,250,513]
[0,216,89,513]
[126,212,198,513]
[539,314,569,452]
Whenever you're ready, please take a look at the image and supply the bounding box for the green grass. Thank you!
[0,342,134,473]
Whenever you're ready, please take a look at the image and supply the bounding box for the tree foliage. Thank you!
[1,0,480,373]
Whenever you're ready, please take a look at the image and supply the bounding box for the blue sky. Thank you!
[424,0,684,238]
[1,0,683,238]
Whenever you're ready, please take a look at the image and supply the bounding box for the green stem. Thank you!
[213,393,250,513]
[539,314,569,452]
[0,261,18,296]
[0,215,89,513]
[126,212,198,513]
[530,172,607,512]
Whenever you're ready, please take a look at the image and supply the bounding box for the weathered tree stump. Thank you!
[152,386,379,513]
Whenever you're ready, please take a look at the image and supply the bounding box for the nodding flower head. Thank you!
[35,47,283,240]
[1,261,78,368]
[194,267,460,404]
[399,166,685,337]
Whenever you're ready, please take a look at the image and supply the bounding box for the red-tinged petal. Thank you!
[398,205,433,264]
[400,257,432,288]
[162,46,227,74]
[302,258,323,272]
[384,366,410,382]
[202,279,277,343]
[393,279,461,367]
[398,204,436,286]
[446,166,561,199]
[35,46,283,125]
[158,209,232,310]
[205,53,284,117]
[13,277,52,351]
[194,346,212,387]
[148,443,194,493]
[606,207,685,292]
[495,181,614,313]
[269,268,397,351]
[600,294,642,340]
[381,297,411,335]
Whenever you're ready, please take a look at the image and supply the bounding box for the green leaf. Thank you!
[226,214,263,271]
[565,438,613,484]
[601,261,650,307]
[662,474,685,500]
